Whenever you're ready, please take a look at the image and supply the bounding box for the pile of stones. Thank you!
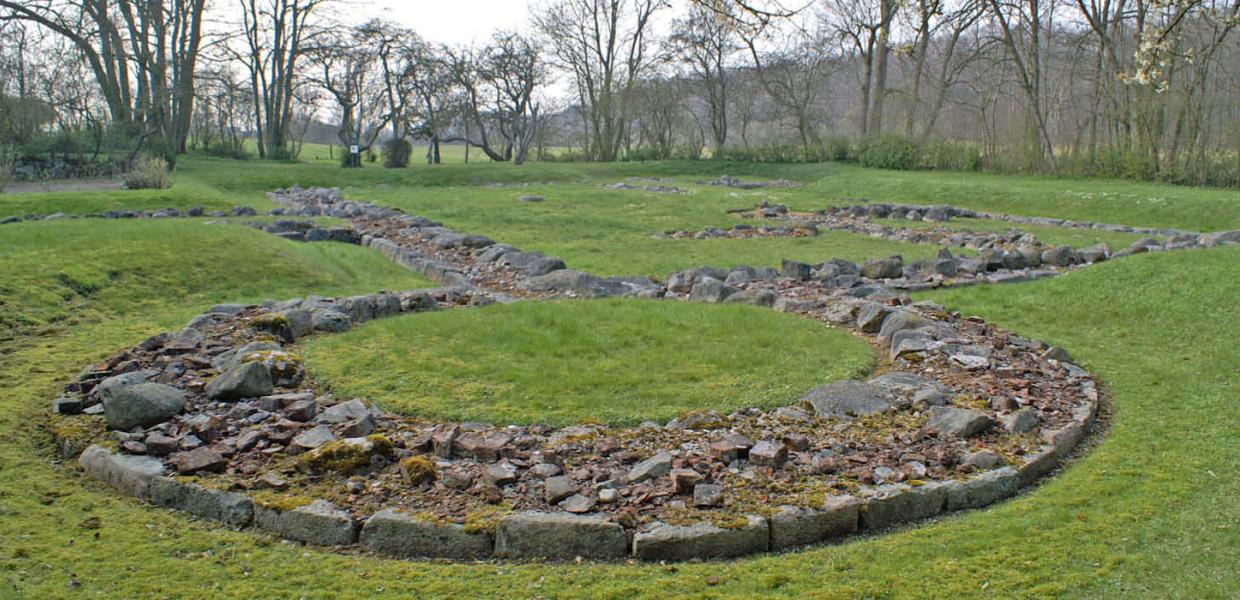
[701,176,801,190]
[604,182,690,194]
[55,187,1101,562]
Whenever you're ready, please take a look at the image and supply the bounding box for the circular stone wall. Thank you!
[299,298,874,426]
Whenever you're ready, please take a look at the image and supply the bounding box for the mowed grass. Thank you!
[0,236,1235,597]
[301,299,872,426]
[0,219,431,343]
[1,157,1238,597]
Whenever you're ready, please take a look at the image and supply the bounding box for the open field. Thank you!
[1,156,1237,598]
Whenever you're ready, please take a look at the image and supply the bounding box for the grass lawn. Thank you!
[0,156,1237,598]
[301,299,873,426]
[0,219,430,344]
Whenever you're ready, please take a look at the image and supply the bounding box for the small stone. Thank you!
[749,440,787,466]
[53,396,84,415]
[144,433,179,455]
[544,476,577,503]
[1002,407,1040,434]
[559,494,596,513]
[782,434,811,452]
[283,399,317,422]
[172,447,226,474]
[529,463,563,478]
[205,361,273,401]
[693,483,724,507]
[598,488,620,503]
[965,450,1004,470]
[670,468,703,494]
[340,415,375,438]
[627,450,673,483]
[320,398,369,424]
[484,461,519,486]
[257,473,287,489]
[873,466,896,484]
[290,424,336,453]
[441,470,474,490]
[236,429,264,452]
[120,440,147,454]
[926,406,992,438]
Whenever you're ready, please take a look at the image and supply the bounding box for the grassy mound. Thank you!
[301,298,873,426]
[0,219,430,344]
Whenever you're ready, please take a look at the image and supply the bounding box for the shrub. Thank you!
[0,146,14,193]
[920,139,981,172]
[857,136,922,170]
[382,138,412,168]
[122,157,171,190]
[824,136,853,162]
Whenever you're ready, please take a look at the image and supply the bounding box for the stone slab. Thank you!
[255,499,358,546]
[632,515,768,561]
[360,508,492,560]
[769,495,860,551]
[79,444,165,499]
[495,512,627,560]
[148,478,254,527]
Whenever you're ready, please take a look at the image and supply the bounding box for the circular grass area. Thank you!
[300,298,873,426]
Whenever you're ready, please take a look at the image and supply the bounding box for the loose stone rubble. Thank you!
[662,200,1238,294]
[51,186,1128,563]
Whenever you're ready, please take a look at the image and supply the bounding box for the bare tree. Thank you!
[671,4,740,153]
[0,0,207,162]
[305,26,389,164]
[232,0,329,159]
[534,0,668,161]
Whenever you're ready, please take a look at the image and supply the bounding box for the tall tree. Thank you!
[534,0,667,161]
[670,4,740,153]
[232,0,329,159]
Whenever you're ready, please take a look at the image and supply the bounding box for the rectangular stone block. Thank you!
[769,495,860,551]
[943,468,1020,511]
[1017,448,1059,487]
[255,499,358,546]
[79,444,165,499]
[632,516,768,561]
[860,481,948,530]
[360,508,493,560]
[148,478,254,527]
[495,512,627,560]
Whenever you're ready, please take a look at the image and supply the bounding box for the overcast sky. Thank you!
[364,0,542,45]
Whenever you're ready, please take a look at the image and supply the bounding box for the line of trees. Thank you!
[1,0,1239,185]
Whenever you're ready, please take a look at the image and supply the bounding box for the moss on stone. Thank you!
[249,312,290,331]
[297,434,394,475]
[252,491,315,512]
[399,455,436,484]
[462,505,507,534]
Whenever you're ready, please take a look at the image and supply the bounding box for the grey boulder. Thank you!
[103,382,185,431]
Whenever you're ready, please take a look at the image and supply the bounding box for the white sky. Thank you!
[363,0,542,45]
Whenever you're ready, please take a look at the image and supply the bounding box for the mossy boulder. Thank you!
[241,350,304,387]
[399,455,437,485]
[249,312,294,342]
[297,434,395,475]
[206,361,273,401]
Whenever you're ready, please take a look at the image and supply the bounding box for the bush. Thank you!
[382,138,412,168]
[0,146,14,193]
[824,136,853,162]
[123,157,171,190]
[920,139,981,172]
[857,136,922,170]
